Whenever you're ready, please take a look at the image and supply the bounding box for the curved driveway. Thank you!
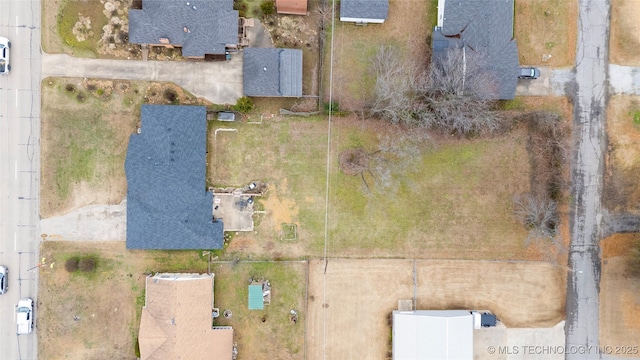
[42,53,244,104]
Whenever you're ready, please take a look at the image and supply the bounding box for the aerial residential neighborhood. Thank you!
[1,0,640,359]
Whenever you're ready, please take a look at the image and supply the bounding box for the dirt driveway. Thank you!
[306,259,566,360]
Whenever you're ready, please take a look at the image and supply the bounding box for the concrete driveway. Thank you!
[42,52,244,104]
[516,67,575,96]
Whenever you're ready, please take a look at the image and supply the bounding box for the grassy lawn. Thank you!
[38,241,211,360]
[55,0,109,57]
[610,0,640,65]
[515,0,578,67]
[211,261,307,360]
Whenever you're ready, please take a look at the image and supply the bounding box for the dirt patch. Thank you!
[514,0,578,66]
[600,253,640,352]
[306,259,566,360]
[610,0,640,65]
[604,96,640,215]
[38,241,211,360]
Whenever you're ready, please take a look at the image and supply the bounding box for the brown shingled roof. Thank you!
[139,273,233,360]
[276,0,307,15]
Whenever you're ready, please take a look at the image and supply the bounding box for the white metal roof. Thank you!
[392,310,473,360]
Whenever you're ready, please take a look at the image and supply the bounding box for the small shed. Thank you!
[217,111,236,122]
[248,284,264,310]
[276,0,307,15]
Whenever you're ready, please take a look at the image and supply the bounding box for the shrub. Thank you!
[260,0,276,16]
[78,257,96,272]
[324,101,340,115]
[233,96,254,113]
[65,257,79,272]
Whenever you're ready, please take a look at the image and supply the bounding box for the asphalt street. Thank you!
[565,0,609,359]
[0,0,41,359]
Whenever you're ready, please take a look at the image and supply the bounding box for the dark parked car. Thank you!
[518,67,540,79]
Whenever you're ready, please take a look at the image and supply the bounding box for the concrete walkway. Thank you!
[42,53,244,104]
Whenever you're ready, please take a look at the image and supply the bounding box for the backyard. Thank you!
[211,261,307,360]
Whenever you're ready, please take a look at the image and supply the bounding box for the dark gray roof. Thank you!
[340,0,389,20]
[432,0,520,100]
[129,0,238,57]
[243,48,303,97]
[125,105,224,250]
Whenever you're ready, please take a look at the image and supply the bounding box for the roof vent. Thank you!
[263,67,267,71]
[192,5,197,10]
[159,37,170,44]
[184,26,190,33]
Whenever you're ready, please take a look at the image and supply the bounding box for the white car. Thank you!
[0,266,7,294]
[0,37,10,75]
[16,298,34,335]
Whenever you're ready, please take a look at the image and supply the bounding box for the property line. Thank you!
[322,0,337,359]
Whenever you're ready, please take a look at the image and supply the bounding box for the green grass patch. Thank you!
[56,0,108,57]
[631,110,640,126]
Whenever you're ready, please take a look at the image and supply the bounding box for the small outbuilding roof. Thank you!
[392,310,473,360]
[125,105,224,250]
[128,0,239,57]
[340,0,389,22]
[276,0,308,15]
[248,284,264,310]
[243,48,303,97]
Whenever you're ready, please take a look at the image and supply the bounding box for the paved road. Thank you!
[41,53,244,104]
[0,0,41,359]
[565,0,609,359]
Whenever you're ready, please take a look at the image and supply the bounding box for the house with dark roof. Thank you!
[139,273,234,360]
[128,0,239,58]
[275,0,307,15]
[340,0,389,24]
[431,0,520,100]
[125,105,224,250]
[243,48,303,97]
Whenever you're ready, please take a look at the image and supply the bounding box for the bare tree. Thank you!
[370,46,504,135]
[513,193,559,245]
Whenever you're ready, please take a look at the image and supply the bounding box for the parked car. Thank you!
[16,298,34,335]
[0,37,10,75]
[518,66,540,79]
[0,265,7,294]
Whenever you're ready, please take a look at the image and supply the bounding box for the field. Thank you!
[600,234,640,353]
[609,0,640,66]
[604,96,640,215]
[40,77,209,218]
[38,241,211,360]
[306,259,566,360]
[514,0,578,67]
[210,261,307,360]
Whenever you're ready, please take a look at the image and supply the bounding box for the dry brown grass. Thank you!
[604,96,640,215]
[609,0,640,65]
[515,0,578,67]
[306,259,566,360]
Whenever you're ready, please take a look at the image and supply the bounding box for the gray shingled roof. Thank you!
[243,48,303,97]
[125,105,224,250]
[431,0,520,100]
[340,0,389,21]
[129,0,238,57]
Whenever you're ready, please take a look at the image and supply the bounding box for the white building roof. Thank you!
[393,310,473,360]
